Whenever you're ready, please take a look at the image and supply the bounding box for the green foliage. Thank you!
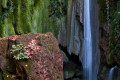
[21,0,32,34]
[2,0,8,8]
[0,1,2,15]
[108,1,120,64]
[10,44,29,60]
[0,11,9,23]
[106,51,114,64]
[0,23,5,37]
[0,0,66,38]
[49,0,66,18]
[98,0,107,25]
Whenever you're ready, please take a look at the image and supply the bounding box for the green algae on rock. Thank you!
[0,0,66,38]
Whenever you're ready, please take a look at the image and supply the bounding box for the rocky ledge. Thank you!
[0,32,63,80]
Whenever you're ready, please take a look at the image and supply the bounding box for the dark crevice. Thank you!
[59,44,83,80]
[0,69,4,80]
[59,44,82,65]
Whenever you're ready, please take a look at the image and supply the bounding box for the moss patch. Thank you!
[98,0,107,25]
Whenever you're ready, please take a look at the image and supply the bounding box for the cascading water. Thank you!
[108,66,117,80]
[83,0,93,80]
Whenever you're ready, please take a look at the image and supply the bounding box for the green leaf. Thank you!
[20,52,23,54]
[24,52,28,54]
[10,50,14,53]
[23,54,29,59]
[16,57,20,60]
[12,45,16,48]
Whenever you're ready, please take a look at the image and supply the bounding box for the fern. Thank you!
[10,44,29,60]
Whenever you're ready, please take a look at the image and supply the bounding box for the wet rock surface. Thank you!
[60,45,83,80]
[0,33,63,80]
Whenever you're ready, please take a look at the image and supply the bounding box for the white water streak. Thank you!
[108,66,117,80]
[83,0,93,80]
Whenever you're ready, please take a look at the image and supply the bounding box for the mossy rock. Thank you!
[0,33,63,80]
[2,0,8,8]
[106,53,114,65]
[3,72,16,80]
[0,23,5,37]
[98,0,107,25]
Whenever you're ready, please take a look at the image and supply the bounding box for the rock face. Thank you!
[66,0,84,57]
[58,0,84,58]
[0,33,63,80]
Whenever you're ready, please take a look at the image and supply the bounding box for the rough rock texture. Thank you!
[67,0,84,57]
[58,0,84,57]
[59,45,83,80]
[59,0,84,59]
[0,32,63,80]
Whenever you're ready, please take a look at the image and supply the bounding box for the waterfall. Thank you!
[108,66,117,80]
[83,0,93,80]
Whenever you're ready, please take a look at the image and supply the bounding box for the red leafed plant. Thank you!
[25,39,41,58]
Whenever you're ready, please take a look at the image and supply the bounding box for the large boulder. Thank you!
[0,32,63,80]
